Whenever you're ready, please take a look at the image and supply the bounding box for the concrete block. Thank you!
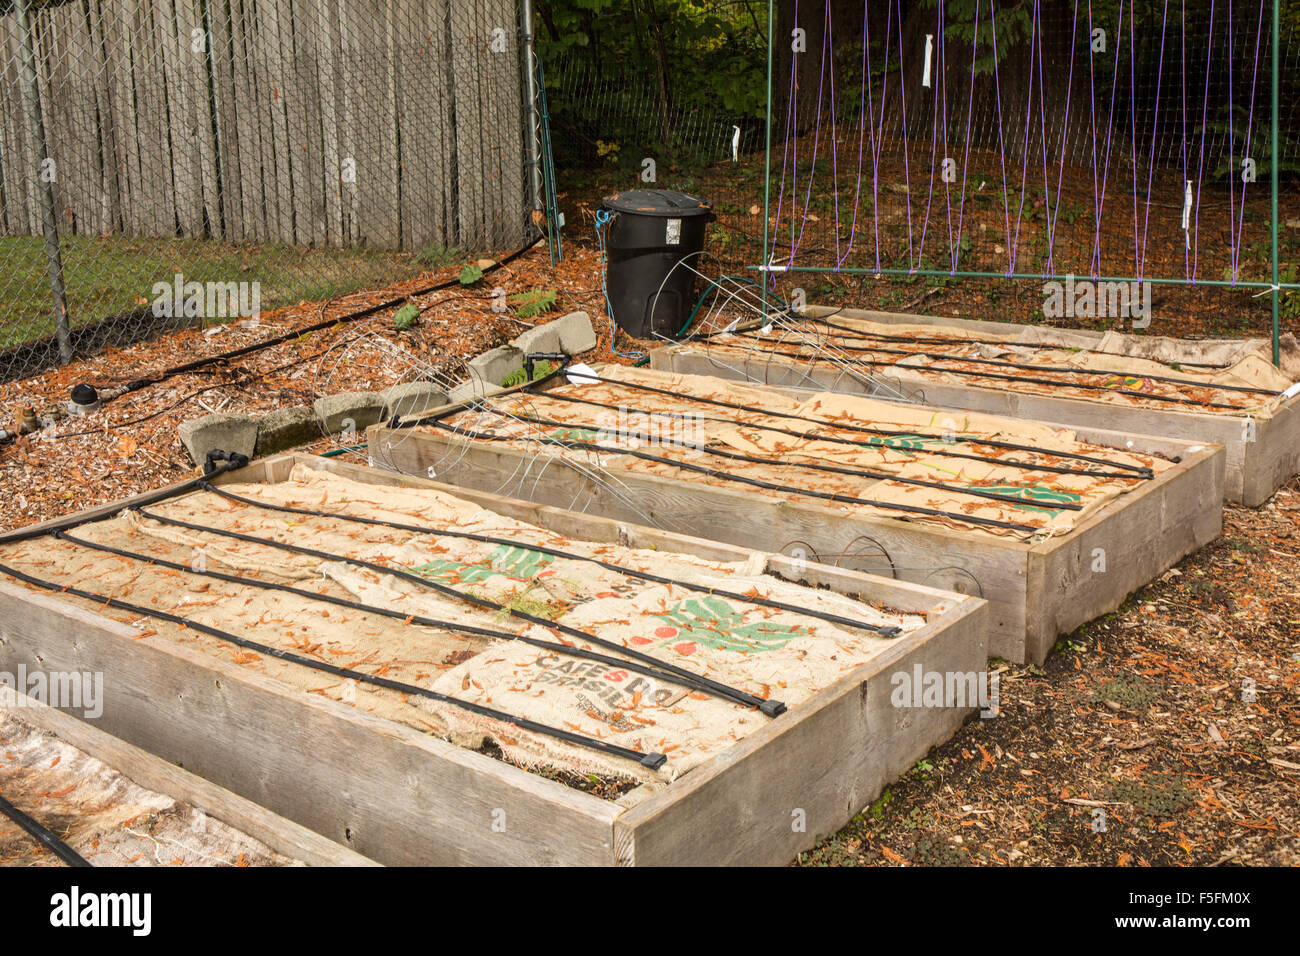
[179,413,259,467]
[509,311,598,359]
[466,346,523,388]
[382,381,449,421]
[313,391,386,437]
[254,405,321,456]
[554,311,597,354]
[511,322,562,356]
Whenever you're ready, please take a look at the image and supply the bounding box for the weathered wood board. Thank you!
[0,686,376,867]
[0,454,987,867]
[368,375,1224,665]
[653,306,1300,507]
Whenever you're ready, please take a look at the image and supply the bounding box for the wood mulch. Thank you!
[0,234,1295,868]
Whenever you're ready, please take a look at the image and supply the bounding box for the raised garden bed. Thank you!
[0,453,985,866]
[370,364,1223,664]
[651,305,1300,506]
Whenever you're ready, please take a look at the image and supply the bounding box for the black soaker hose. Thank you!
[0,792,92,868]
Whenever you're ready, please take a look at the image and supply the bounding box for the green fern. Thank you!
[500,360,555,388]
[509,289,559,318]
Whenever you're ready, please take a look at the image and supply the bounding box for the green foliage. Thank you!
[509,288,559,318]
[392,303,420,330]
[458,263,484,286]
[540,0,768,168]
[414,242,463,270]
[501,359,555,389]
[1202,104,1300,183]
[921,0,1032,76]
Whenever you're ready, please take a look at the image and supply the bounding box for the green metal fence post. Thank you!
[1272,0,1281,367]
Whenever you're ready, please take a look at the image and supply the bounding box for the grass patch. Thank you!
[0,235,425,350]
[1107,774,1196,824]
[1091,677,1159,710]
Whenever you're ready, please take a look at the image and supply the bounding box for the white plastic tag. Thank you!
[567,363,600,386]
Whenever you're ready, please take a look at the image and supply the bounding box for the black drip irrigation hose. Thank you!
[201,482,905,638]
[131,505,782,717]
[411,415,1044,535]
[0,450,252,546]
[52,529,741,707]
[0,557,667,771]
[513,370,1155,478]
[0,792,92,867]
[108,238,544,397]
[444,402,1089,514]
[528,387,1149,481]
[727,326,1271,409]
[0,446,749,769]
[795,314,1237,371]
[738,322,1276,397]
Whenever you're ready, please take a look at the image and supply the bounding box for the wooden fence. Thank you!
[0,0,528,251]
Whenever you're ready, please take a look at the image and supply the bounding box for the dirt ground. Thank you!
[0,223,1295,867]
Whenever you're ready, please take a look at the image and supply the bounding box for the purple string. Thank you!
[936,0,953,271]
[837,2,872,269]
[870,0,895,271]
[1139,0,1172,280]
[768,0,799,270]
[788,1,832,262]
[1009,0,1042,275]
[1090,0,1125,278]
[1043,0,1081,278]
[1086,0,1100,277]
[987,0,1014,275]
[1033,0,1057,277]
[1230,0,1269,281]
[950,0,982,274]
[1129,0,1140,276]
[1181,0,1189,278]
[896,0,915,270]
[826,5,841,266]
[1192,0,1217,281]
[913,2,943,270]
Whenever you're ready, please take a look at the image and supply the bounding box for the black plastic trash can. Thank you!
[599,189,715,340]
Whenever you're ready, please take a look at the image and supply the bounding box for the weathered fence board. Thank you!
[0,0,528,251]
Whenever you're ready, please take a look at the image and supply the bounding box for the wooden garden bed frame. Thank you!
[369,366,1224,664]
[0,453,986,866]
[0,686,376,866]
[651,305,1300,507]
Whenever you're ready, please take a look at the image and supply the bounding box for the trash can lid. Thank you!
[601,189,713,217]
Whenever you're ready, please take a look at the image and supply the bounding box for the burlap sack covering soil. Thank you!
[441,365,1173,540]
[699,313,1298,416]
[0,465,925,787]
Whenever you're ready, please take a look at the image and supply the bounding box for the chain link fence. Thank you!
[0,0,536,381]
[539,0,772,285]
[543,0,1300,338]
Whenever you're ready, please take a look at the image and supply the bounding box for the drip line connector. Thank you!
[67,383,100,416]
